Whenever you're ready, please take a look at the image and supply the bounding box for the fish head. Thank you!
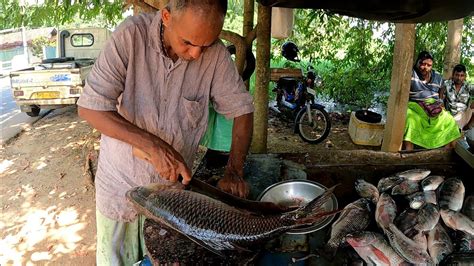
[126,183,183,205]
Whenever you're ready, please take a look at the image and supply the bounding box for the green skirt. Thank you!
[404,101,461,149]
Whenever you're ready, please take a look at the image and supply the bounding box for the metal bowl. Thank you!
[257,180,338,234]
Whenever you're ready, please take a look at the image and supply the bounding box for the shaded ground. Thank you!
[0,106,371,265]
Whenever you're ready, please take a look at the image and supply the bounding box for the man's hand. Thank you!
[217,167,249,198]
[217,112,253,198]
[77,107,192,185]
[134,145,192,185]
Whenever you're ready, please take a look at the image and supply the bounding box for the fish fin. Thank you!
[293,184,338,219]
[179,234,228,258]
[184,237,254,257]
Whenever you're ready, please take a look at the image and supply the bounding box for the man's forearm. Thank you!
[227,112,253,173]
[77,106,163,155]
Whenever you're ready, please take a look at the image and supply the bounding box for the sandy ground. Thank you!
[0,106,364,265]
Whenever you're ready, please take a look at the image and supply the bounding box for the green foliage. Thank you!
[30,36,56,58]
[4,0,472,105]
[283,11,474,108]
[0,0,124,30]
[280,11,395,108]
[224,0,245,34]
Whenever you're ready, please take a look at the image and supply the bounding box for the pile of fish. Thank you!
[325,169,473,265]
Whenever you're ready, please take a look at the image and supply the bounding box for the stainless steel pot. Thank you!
[257,180,338,234]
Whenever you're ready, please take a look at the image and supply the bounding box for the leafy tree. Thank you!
[285,11,473,108]
[3,0,471,108]
[0,0,124,30]
[30,35,56,58]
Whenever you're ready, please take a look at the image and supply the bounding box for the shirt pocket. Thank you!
[181,97,206,129]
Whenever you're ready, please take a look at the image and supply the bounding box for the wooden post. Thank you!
[443,18,463,79]
[243,0,255,89]
[381,23,415,152]
[250,4,271,154]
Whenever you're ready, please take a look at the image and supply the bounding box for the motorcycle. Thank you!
[271,42,331,144]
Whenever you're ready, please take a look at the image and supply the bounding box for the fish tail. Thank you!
[288,185,338,223]
[301,185,337,213]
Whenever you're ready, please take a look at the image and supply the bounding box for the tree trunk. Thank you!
[250,4,271,154]
[443,18,463,79]
[381,23,415,152]
[243,0,255,89]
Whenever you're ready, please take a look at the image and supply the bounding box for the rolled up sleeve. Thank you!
[77,30,129,111]
[210,48,254,119]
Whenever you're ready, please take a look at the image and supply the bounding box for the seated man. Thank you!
[403,51,461,151]
[440,64,474,130]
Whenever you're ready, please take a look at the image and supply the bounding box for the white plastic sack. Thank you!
[271,7,294,39]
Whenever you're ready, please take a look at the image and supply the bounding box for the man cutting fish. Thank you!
[77,0,254,264]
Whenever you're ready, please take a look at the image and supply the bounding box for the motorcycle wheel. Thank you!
[295,106,331,144]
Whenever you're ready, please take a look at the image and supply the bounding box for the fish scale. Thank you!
[127,183,336,254]
[157,189,286,237]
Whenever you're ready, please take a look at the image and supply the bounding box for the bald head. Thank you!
[161,0,226,61]
[167,0,227,17]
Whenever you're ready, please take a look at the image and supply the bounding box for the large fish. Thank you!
[427,223,453,264]
[346,231,406,266]
[438,178,465,211]
[126,183,337,256]
[325,198,372,255]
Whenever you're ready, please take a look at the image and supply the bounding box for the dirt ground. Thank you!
[0,105,368,265]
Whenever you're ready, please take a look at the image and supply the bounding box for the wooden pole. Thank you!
[443,18,464,79]
[243,0,255,89]
[381,23,415,153]
[250,4,271,154]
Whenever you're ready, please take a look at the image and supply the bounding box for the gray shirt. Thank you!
[77,11,254,221]
[409,69,443,101]
[443,79,473,115]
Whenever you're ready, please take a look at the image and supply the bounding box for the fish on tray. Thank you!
[126,183,338,257]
